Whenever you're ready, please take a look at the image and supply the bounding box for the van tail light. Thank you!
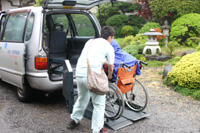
[35,56,48,70]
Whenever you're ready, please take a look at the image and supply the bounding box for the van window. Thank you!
[51,14,69,32]
[2,13,28,42]
[71,14,95,37]
[25,13,34,41]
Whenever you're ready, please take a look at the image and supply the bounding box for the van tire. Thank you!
[16,82,32,103]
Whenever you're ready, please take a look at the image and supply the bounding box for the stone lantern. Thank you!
[162,20,170,47]
[142,29,163,56]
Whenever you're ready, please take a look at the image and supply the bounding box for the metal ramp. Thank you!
[84,102,150,130]
[62,60,150,131]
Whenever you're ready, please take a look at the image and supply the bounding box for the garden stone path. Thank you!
[129,66,200,133]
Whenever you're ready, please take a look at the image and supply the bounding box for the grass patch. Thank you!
[146,60,164,67]
[158,71,163,75]
[174,85,200,100]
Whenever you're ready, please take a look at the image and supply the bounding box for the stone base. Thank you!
[145,55,172,61]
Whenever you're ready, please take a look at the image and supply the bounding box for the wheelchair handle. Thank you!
[138,60,148,66]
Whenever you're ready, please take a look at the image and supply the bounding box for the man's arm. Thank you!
[108,64,114,80]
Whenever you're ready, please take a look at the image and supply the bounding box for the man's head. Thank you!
[101,26,115,43]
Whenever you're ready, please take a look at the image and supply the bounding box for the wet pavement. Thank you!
[0,66,200,133]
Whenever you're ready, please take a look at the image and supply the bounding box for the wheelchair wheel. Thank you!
[125,79,148,112]
[105,83,124,120]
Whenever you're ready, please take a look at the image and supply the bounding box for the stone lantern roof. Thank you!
[142,29,163,36]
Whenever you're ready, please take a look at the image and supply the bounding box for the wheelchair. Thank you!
[105,61,148,120]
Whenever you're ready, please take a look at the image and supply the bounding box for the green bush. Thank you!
[170,13,200,45]
[123,36,136,47]
[106,14,128,27]
[128,15,146,29]
[115,38,124,48]
[132,34,148,45]
[135,54,144,59]
[196,43,200,51]
[186,37,200,48]
[115,27,123,38]
[121,25,134,37]
[132,26,139,36]
[139,56,146,62]
[122,45,139,56]
[168,52,200,89]
[138,22,161,34]
[165,41,180,56]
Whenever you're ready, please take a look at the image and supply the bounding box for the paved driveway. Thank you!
[0,66,200,133]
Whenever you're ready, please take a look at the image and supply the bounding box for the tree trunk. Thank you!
[0,0,2,11]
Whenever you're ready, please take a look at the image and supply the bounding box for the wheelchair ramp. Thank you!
[84,103,150,131]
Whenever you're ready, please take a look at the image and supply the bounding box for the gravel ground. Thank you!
[0,66,200,133]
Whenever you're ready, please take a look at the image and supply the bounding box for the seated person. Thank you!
[104,39,141,81]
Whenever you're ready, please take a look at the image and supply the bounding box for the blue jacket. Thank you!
[110,39,141,80]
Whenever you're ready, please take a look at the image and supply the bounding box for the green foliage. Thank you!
[138,22,161,34]
[149,0,200,22]
[133,34,148,45]
[192,90,200,100]
[139,56,146,62]
[186,37,200,48]
[96,2,140,27]
[106,14,128,27]
[170,13,200,45]
[123,36,135,46]
[174,85,200,100]
[165,41,180,56]
[121,25,134,37]
[115,38,124,48]
[34,0,44,6]
[145,60,164,67]
[168,52,200,89]
[196,43,200,51]
[135,54,144,60]
[122,45,139,56]
[128,15,146,29]
[164,56,181,66]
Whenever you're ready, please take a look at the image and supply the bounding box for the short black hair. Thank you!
[101,26,115,40]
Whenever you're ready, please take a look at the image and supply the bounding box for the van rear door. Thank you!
[42,0,137,10]
[0,9,30,89]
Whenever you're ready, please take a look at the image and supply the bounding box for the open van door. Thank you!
[42,0,137,10]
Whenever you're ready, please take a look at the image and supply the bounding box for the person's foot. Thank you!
[67,119,80,129]
[99,127,107,133]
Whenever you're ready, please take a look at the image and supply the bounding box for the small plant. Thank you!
[138,22,161,34]
[196,43,200,51]
[158,71,163,75]
[121,25,134,37]
[139,56,146,62]
[122,45,139,56]
[165,41,180,56]
[186,37,200,48]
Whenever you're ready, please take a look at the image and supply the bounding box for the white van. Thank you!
[0,0,136,102]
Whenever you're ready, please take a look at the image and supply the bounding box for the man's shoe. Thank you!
[67,119,80,129]
[99,127,107,133]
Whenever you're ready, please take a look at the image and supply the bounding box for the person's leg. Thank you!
[90,92,106,132]
[70,77,90,123]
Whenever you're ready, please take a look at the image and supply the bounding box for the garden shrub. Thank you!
[139,56,146,62]
[185,37,200,48]
[128,15,146,29]
[121,25,134,37]
[170,13,200,45]
[196,43,200,51]
[168,52,200,89]
[138,22,161,34]
[132,26,139,36]
[115,27,123,38]
[135,54,144,59]
[115,38,124,48]
[133,34,148,45]
[122,45,139,56]
[123,36,136,47]
[106,14,128,27]
[165,41,180,56]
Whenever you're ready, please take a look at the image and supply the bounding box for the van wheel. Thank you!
[16,84,32,103]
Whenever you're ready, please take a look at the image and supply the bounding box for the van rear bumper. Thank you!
[26,72,63,91]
